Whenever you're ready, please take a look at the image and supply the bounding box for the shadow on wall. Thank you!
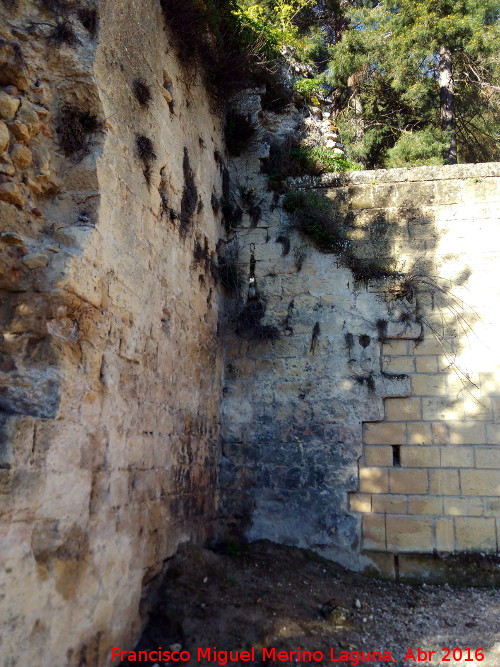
[218,159,499,570]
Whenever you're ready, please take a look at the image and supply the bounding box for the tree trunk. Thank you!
[439,45,457,164]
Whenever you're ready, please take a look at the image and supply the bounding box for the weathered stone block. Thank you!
[383,356,414,374]
[349,492,371,513]
[440,446,474,468]
[454,517,497,551]
[365,445,392,467]
[362,514,386,550]
[411,374,448,396]
[0,92,20,121]
[400,446,440,468]
[407,496,443,515]
[460,470,500,496]
[372,494,407,514]
[448,422,486,445]
[363,422,406,445]
[435,518,455,552]
[390,468,428,494]
[386,516,433,552]
[0,121,9,152]
[359,466,389,493]
[385,397,421,421]
[407,423,433,445]
[429,469,460,495]
[415,356,439,373]
[443,497,483,517]
[475,446,500,468]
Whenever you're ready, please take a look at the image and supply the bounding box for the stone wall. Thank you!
[220,144,500,580]
[1,1,225,664]
[1,0,499,662]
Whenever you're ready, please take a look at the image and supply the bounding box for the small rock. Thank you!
[3,86,19,96]
[30,207,43,217]
[11,143,32,169]
[1,232,24,245]
[0,121,9,152]
[0,152,15,176]
[0,92,20,121]
[28,178,43,196]
[22,253,49,269]
[163,88,173,104]
[9,121,30,143]
[34,104,50,121]
[354,599,361,609]
[39,122,53,138]
[17,100,40,134]
[0,182,25,207]
[169,643,182,652]
[32,146,50,174]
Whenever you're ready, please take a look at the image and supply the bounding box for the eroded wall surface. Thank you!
[1,1,225,664]
[220,132,500,579]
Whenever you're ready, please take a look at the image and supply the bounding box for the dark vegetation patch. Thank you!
[376,319,388,342]
[180,148,198,236]
[282,189,399,284]
[276,235,291,257]
[224,110,255,157]
[136,135,156,163]
[283,299,295,334]
[47,19,80,47]
[158,0,289,108]
[56,105,100,156]
[193,237,211,276]
[381,371,408,381]
[358,334,371,348]
[293,245,306,271]
[310,321,320,354]
[344,332,354,353]
[216,243,242,294]
[354,372,375,392]
[264,139,361,191]
[40,0,70,13]
[77,6,98,37]
[220,167,242,232]
[211,191,220,214]
[132,79,152,109]
[239,186,262,227]
[237,298,280,341]
[136,135,156,187]
[222,201,243,233]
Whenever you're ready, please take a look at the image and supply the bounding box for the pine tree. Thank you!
[326,0,499,167]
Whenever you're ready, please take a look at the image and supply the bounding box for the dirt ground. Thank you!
[121,541,500,667]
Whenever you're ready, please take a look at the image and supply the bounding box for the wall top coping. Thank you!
[288,162,500,189]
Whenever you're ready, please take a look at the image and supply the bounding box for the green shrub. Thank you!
[294,77,324,103]
[283,189,398,283]
[384,128,447,168]
[265,141,362,190]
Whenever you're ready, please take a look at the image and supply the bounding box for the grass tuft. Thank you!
[47,19,80,47]
[56,106,100,156]
[132,79,152,109]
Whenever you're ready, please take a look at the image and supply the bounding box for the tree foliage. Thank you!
[325,0,499,167]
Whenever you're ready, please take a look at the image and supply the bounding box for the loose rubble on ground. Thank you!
[122,541,500,667]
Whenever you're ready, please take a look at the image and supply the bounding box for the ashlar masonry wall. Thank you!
[347,164,500,579]
[220,155,500,580]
